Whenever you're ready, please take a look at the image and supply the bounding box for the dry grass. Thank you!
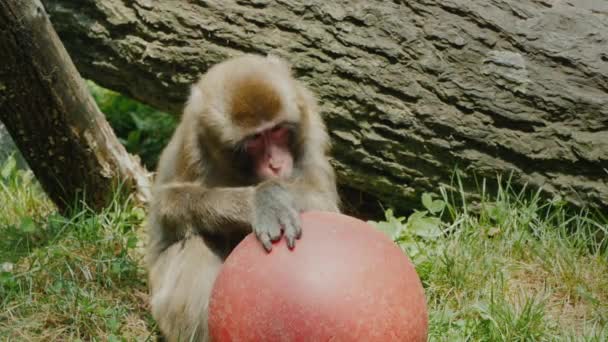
[1,157,607,340]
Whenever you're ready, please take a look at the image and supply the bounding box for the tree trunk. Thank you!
[43,0,608,210]
[0,0,150,212]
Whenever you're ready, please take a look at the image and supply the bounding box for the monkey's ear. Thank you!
[266,54,292,73]
[184,84,205,117]
[295,82,331,154]
[295,83,317,115]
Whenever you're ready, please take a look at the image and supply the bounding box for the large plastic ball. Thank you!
[208,211,428,341]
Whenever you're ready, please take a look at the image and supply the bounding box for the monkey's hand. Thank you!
[253,181,302,252]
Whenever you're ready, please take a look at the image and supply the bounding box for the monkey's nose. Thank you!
[269,158,280,168]
[269,164,281,174]
[268,159,283,174]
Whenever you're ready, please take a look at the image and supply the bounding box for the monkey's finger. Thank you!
[259,233,273,252]
[254,228,273,252]
[288,208,302,239]
[268,223,282,241]
[286,234,296,249]
[283,212,300,250]
[295,216,302,239]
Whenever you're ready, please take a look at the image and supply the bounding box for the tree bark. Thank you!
[43,0,608,210]
[0,0,150,212]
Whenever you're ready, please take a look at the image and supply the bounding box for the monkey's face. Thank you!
[237,122,297,181]
[188,54,306,183]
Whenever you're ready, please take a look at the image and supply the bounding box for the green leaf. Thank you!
[368,209,406,240]
[0,271,17,288]
[130,111,155,131]
[429,200,445,214]
[107,334,120,342]
[408,211,442,239]
[399,240,420,258]
[472,302,492,321]
[369,220,401,240]
[126,130,142,148]
[421,193,433,211]
[126,236,138,249]
[107,316,120,333]
[111,262,122,275]
[407,210,427,223]
[131,207,146,221]
[20,170,34,185]
[422,192,445,214]
[1,155,17,179]
[0,271,12,282]
[19,217,37,233]
[576,285,600,305]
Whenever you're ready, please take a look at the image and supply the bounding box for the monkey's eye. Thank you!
[244,134,264,153]
[270,125,290,142]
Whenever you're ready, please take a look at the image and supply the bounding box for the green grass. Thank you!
[1,155,607,340]
[87,81,177,170]
[370,175,608,340]
[0,156,154,341]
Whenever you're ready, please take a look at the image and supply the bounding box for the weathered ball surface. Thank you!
[209,211,428,341]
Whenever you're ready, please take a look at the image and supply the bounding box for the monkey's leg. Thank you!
[149,236,222,342]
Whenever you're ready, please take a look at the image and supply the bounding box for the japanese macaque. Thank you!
[146,54,340,341]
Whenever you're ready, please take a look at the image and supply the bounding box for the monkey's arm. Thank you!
[152,182,254,239]
[153,181,306,252]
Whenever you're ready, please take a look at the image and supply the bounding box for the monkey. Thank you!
[146,54,340,341]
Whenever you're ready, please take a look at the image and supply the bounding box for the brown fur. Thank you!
[146,54,339,341]
[229,76,282,128]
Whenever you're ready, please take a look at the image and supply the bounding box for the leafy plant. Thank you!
[370,177,608,340]
[368,192,446,268]
[88,81,177,169]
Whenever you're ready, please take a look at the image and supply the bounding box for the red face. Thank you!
[244,124,294,180]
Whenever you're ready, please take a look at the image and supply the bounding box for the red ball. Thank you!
[208,211,428,341]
